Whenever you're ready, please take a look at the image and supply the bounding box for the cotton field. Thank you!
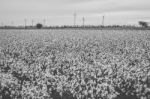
[0,29,150,99]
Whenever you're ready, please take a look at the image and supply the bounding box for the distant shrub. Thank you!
[139,21,148,28]
[36,23,43,29]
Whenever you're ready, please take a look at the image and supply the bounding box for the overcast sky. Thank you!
[0,0,150,26]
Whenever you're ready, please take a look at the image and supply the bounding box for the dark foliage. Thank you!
[139,21,148,28]
[36,23,43,29]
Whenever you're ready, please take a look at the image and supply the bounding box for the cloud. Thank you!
[0,0,150,25]
[72,0,150,14]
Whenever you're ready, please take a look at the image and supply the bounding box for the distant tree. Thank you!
[36,23,43,29]
[139,21,148,28]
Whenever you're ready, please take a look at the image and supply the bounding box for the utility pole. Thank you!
[1,22,3,28]
[102,16,105,26]
[24,19,27,29]
[32,19,34,27]
[43,19,46,27]
[83,17,85,27]
[74,12,76,27]
[11,21,14,26]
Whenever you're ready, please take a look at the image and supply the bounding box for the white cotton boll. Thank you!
[45,69,52,78]
[148,71,150,76]
[88,89,93,94]
[109,94,118,99]
[83,90,88,95]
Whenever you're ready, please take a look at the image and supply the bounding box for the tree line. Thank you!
[0,21,149,29]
